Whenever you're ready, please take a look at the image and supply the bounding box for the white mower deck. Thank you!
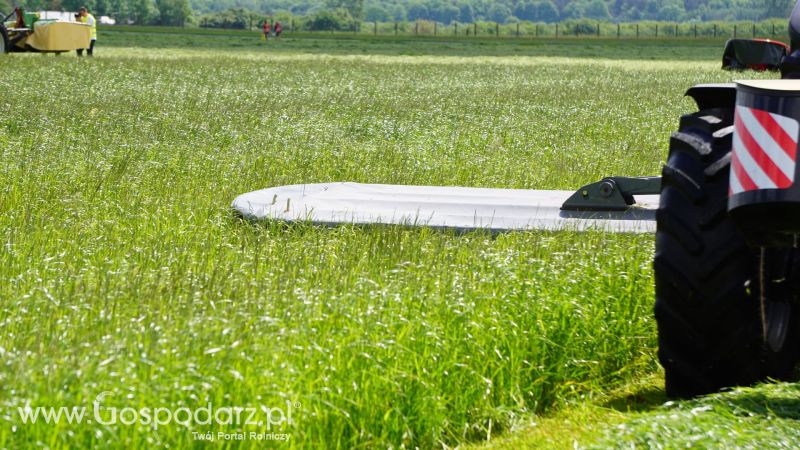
[232,182,659,233]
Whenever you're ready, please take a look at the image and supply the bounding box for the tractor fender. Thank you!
[685,83,737,111]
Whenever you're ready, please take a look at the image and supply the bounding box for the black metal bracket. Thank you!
[561,176,661,211]
[9,29,29,46]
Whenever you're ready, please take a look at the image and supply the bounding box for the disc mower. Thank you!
[234,4,800,397]
[0,7,90,54]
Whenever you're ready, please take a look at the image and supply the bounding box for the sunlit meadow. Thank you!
[0,34,763,447]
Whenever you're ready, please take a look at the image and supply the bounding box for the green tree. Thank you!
[706,0,735,20]
[61,0,96,12]
[364,3,389,21]
[115,0,789,24]
[94,0,111,15]
[457,1,473,22]
[561,1,585,19]
[584,0,610,19]
[487,3,511,22]
[156,0,190,25]
[325,0,363,20]
[106,0,131,22]
[514,0,536,20]
[131,0,154,24]
[388,4,406,20]
[683,0,709,11]
[535,1,560,22]
[407,2,428,20]
[429,1,459,23]
[306,7,354,30]
[658,3,683,20]
[764,0,793,18]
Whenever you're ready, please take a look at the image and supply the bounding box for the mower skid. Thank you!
[232,182,658,234]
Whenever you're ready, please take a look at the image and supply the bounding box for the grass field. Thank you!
[1,28,797,448]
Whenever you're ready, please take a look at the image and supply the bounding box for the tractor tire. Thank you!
[654,107,765,398]
[0,25,8,54]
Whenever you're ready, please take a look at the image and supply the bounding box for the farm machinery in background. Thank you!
[722,37,788,70]
[234,5,800,398]
[0,7,89,54]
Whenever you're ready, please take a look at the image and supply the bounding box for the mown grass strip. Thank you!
[591,382,800,449]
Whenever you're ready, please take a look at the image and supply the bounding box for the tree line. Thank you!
[11,0,192,26]
[6,0,796,27]
[192,0,796,23]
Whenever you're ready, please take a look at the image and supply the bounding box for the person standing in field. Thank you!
[76,6,96,56]
[262,20,271,42]
[274,21,282,39]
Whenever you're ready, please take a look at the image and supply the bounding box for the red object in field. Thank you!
[14,7,25,28]
[723,39,789,71]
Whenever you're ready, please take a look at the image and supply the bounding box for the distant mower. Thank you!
[234,4,800,397]
[722,38,788,71]
[0,7,90,54]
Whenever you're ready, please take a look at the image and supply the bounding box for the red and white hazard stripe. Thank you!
[730,105,799,195]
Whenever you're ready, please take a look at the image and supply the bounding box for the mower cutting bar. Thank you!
[232,182,659,233]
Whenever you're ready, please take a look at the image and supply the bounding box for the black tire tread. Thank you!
[655,108,764,398]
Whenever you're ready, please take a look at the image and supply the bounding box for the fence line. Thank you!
[290,20,790,40]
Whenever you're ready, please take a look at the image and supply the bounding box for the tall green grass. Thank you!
[0,42,772,447]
